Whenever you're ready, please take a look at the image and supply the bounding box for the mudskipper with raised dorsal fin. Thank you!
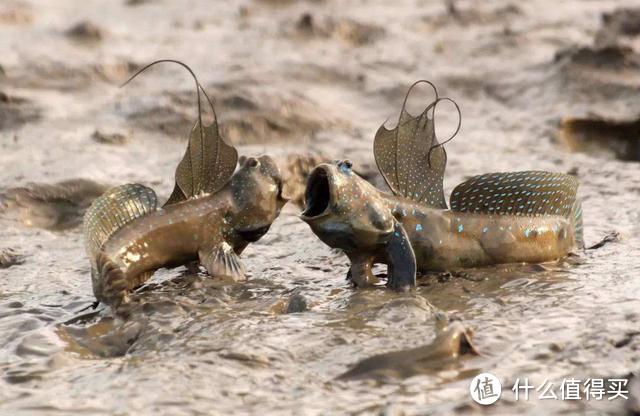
[301,81,584,291]
[83,61,288,312]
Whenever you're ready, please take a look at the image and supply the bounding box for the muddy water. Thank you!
[1,0,640,414]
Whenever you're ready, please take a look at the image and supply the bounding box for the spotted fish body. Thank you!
[301,162,582,290]
[387,194,579,271]
[84,155,287,310]
[302,82,584,290]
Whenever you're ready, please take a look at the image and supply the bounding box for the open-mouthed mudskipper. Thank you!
[301,81,583,291]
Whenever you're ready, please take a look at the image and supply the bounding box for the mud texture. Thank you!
[1,1,640,415]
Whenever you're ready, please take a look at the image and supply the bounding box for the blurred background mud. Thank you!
[1,0,639,414]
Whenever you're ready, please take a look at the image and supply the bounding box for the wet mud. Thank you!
[0,92,40,131]
[0,248,25,268]
[0,179,109,230]
[338,319,479,381]
[1,0,640,415]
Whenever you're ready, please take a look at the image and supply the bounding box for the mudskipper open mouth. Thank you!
[301,167,331,219]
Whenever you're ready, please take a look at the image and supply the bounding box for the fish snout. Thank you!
[300,164,334,221]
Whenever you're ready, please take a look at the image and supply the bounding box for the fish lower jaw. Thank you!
[299,210,331,222]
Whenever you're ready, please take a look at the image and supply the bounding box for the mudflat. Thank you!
[1,0,639,414]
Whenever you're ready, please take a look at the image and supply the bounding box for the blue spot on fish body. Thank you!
[416,224,423,232]
[458,224,464,233]
[524,229,531,238]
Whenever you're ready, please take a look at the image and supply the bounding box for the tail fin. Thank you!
[572,199,585,249]
[83,183,158,259]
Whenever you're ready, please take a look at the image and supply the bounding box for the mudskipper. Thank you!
[83,61,288,311]
[301,81,583,291]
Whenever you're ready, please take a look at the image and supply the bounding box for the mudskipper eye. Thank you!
[339,159,353,173]
[246,157,260,169]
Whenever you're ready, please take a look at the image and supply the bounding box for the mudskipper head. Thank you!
[229,155,288,242]
[300,160,394,251]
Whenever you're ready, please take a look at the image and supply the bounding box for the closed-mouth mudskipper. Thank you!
[83,60,288,312]
[301,81,583,291]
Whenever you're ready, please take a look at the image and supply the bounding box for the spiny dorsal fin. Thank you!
[119,59,238,206]
[165,117,238,205]
[83,184,158,258]
[449,171,579,217]
[374,81,460,208]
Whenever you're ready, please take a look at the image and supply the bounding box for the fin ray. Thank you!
[384,221,417,291]
[449,171,579,217]
[572,199,585,249]
[199,244,246,281]
[83,183,158,259]
[165,119,238,205]
[374,82,457,208]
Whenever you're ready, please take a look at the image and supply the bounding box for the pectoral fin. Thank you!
[384,221,416,291]
[199,243,246,282]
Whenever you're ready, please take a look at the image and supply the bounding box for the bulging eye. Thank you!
[338,159,353,173]
[246,157,260,168]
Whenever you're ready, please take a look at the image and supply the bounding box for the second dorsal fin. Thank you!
[373,81,460,208]
[449,171,579,217]
[83,183,158,258]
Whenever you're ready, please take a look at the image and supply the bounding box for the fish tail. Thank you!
[92,252,130,309]
[572,199,584,249]
[83,183,158,307]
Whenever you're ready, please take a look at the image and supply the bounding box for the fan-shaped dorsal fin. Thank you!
[165,115,238,205]
[120,59,238,206]
[373,81,460,208]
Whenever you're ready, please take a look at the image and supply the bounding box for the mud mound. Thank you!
[0,248,25,268]
[0,179,109,230]
[554,45,640,71]
[338,320,477,380]
[423,3,521,28]
[0,92,40,131]
[131,83,347,143]
[279,152,327,208]
[125,0,155,6]
[126,105,193,140]
[596,7,640,46]
[559,117,640,161]
[8,59,139,91]
[213,82,347,144]
[91,130,129,145]
[65,21,106,42]
[548,34,640,160]
[292,13,384,46]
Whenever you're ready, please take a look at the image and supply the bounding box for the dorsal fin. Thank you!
[374,81,460,208]
[449,171,579,217]
[120,59,238,206]
[83,184,158,258]
[165,117,238,205]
